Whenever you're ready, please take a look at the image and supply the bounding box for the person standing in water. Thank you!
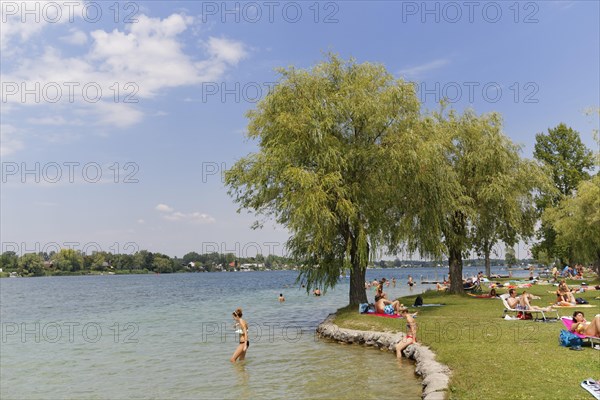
[407,275,415,289]
[279,293,285,302]
[230,308,248,363]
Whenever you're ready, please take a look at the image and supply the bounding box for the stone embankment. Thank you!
[316,314,451,400]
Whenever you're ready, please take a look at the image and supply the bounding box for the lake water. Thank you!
[0,267,522,399]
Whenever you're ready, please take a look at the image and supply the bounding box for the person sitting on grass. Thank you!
[375,296,404,316]
[375,279,388,301]
[396,309,417,357]
[555,280,576,306]
[571,311,600,337]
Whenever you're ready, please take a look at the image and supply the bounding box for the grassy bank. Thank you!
[333,278,600,400]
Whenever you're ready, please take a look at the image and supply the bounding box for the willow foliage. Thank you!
[225,55,452,304]
[544,175,600,272]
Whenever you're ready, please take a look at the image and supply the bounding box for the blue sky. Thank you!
[1,0,598,260]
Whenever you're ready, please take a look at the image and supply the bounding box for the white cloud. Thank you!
[397,59,450,79]
[137,219,145,224]
[0,1,86,52]
[2,11,248,154]
[85,102,144,128]
[27,115,82,125]
[156,203,174,212]
[60,29,87,45]
[205,36,247,65]
[0,124,24,156]
[163,211,215,224]
[155,204,215,223]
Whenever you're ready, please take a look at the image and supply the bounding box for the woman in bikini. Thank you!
[396,309,418,357]
[571,311,600,337]
[230,308,249,363]
[555,281,576,306]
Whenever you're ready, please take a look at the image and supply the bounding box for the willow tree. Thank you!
[544,175,600,275]
[225,55,448,305]
[470,141,546,278]
[435,109,546,293]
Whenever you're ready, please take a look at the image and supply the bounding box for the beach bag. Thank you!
[414,295,423,307]
[359,303,370,313]
[517,312,532,320]
[559,329,583,347]
[575,297,589,304]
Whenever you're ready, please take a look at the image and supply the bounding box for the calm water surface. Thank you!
[0,267,519,399]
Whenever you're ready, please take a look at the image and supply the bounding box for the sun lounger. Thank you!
[499,293,559,321]
[561,317,600,346]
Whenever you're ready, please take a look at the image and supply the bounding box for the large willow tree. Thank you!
[434,109,547,293]
[225,55,451,305]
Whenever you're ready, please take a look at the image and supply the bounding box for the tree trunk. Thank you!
[448,246,464,294]
[484,247,491,278]
[349,260,367,305]
[348,234,368,306]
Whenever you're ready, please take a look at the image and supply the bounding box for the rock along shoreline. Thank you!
[316,314,451,400]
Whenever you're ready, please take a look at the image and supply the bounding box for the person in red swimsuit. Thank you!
[396,309,418,357]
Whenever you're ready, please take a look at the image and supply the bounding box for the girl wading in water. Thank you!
[231,308,249,363]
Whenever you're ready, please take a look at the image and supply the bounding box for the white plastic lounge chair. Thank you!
[499,293,559,321]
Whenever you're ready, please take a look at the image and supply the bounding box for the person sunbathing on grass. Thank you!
[375,296,404,315]
[571,311,600,337]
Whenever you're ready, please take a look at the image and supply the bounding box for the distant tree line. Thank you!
[0,250,296,277]
[0,248,539,278]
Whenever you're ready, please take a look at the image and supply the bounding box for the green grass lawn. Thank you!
[333,277,600,400]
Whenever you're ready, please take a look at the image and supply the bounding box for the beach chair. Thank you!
[464,280,483,294]
[560,317,600,346]
[499,293,559,321]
